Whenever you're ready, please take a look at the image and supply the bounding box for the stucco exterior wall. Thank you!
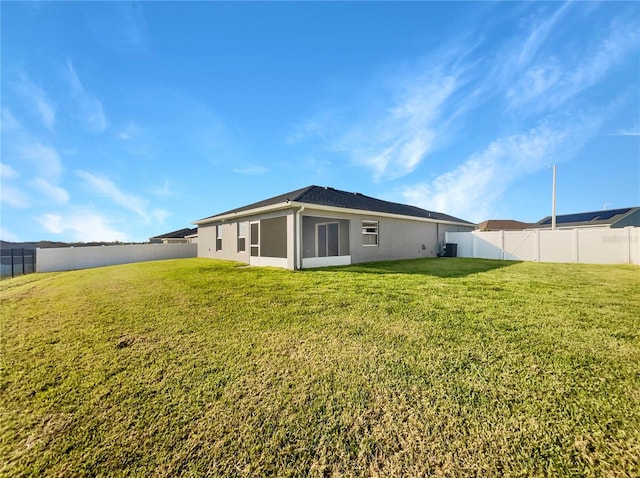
[300,207,449,265]
[198,221,250,263]
[350,215,439,264]
[198,205,473,269]
[197,210,294,268]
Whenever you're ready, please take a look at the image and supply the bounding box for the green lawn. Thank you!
[1,258,639,477]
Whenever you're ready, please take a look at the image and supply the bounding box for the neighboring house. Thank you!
[476,219,532,231]
[149,228,198,244]
[530,207,640,229]
[193,185,475,270]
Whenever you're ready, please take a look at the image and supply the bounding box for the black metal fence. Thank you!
[0,248,36,278]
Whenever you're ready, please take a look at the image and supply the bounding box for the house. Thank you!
[149,228,198,244]
[193,185,475,269]
[529,207,640,230]
[476,219,531,231]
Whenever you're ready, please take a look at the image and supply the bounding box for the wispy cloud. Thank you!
[505,62,562,108]
[116,120,154,157]
[402,118,602,222]
[287,109,342,145]
[233,165,268,175]
[611,129,640,136]
[37,210,129,242]
[18,143,63,183]
[323,62,469,182]
[0,163,20,179]
[14,74,56,129]
[117,120,142,140]
[352,74,458,181]
[30,178,69,204]
[0,227,20,242]
[0,184,30,209]
[1,108,21,132]
[292,1,638,205]
[289,41,481,182]
[117,2,148,52]
[66,61,108,132]
[87,2,148,54]
[1,145,31,209]
[2,107,69,207]
[151,179,174,197]
[505,10,640,112]
[75,170,167,224]
[515,2,572,68]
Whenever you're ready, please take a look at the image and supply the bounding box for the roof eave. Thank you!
[291,202,475,226]
[192,201,293,225]
[193,200,475,227]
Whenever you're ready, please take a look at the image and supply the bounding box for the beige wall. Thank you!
[351,215,438,264]
[197,210,295,268]
[300,207,458,265]
[198,205,474,269]
[198,220,250,263]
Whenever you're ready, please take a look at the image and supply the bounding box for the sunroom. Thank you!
[300,216,352,268]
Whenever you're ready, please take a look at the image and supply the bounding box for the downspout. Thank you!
[296,206,305,270]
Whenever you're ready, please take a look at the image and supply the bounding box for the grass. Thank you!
[1,257,639,477]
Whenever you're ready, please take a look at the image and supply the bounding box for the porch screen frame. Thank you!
[315,221,340,257]
[250,221,259,257]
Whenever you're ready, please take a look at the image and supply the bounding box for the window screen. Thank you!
[362,220,378,246]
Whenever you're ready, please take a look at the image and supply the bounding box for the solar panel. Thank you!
[557,212,600,223]
[540,207,631,225]
[595,208,630,221]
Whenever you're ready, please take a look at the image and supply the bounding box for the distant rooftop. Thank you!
[531,207,640,229]
[150,227,197,241]
[476,219,532,231]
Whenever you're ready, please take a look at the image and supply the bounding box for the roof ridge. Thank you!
[291,185,318,202]
[311,186,439,214]
[194,184,475,225]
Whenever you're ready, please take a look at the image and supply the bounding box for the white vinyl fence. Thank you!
[445,227,639,265]
[37,243,197,273]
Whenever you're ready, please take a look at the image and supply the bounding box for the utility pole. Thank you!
[551,164,557,230]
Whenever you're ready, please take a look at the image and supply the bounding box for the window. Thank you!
[216,225,222,251]
[362,220,378,246]
[237,222,247,252]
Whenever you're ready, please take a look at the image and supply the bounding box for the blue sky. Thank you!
[1,1,639,243]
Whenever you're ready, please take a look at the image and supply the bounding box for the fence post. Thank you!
[626,227,632,264]
[472,233,477,258]
[11,249,15,278]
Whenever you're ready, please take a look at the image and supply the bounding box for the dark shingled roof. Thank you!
[150,227,198,240]
[196,185,474,225]
[476,219,532,231]
[531,207,640,228]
